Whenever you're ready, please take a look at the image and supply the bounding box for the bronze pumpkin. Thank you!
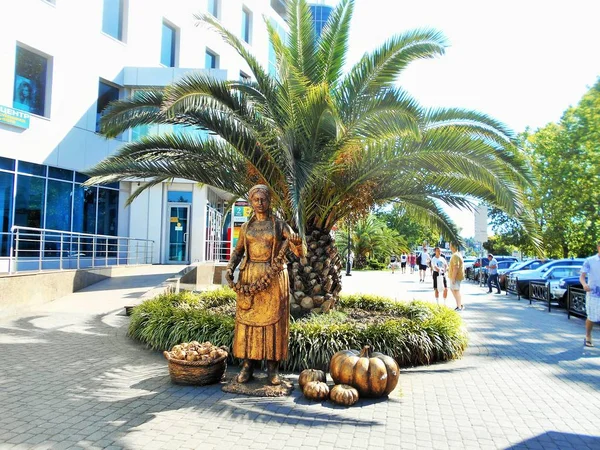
[329,384,359,406]
[298,369,326,389]
[329,345,399,397]
[303,381,330,401]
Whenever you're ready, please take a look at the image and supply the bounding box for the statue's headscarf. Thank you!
[248,185,271,203]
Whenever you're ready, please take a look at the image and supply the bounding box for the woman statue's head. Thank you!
[249,184,271,215]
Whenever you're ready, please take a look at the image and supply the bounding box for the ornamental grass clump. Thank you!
[128,288,468,371]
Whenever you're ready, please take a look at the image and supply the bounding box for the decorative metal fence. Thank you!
[506,276,520,299]
[528,281,556,311]
[567,286,587,319]
[8,226,155,273]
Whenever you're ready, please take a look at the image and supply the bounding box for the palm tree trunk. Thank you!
[290,228,342,316]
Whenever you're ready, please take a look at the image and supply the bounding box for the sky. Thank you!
[334,0,600,237]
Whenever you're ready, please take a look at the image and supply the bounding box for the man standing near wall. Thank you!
[581,242,600,347]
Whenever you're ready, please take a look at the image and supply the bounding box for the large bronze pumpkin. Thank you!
[303,381,330,401]
[329,345,399,397]
[329,384,359,406]
[298,369,326,389]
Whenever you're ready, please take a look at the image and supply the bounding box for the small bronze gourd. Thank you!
[303,381,330,401]
[329,384,359,406]
[298,369,326,389]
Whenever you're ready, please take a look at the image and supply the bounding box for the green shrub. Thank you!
[129,289,468,371]
[367,259,387,270]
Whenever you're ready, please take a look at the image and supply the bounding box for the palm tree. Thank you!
[86,0,537,313]
[336,216,408,269]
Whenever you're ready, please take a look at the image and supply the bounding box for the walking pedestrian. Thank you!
[448,243,464,311]
[400,253,408,273]
[431,247,448,304]
[409,252,416,274]
[581,242,600,347]
[390,255,398,274]
[486,254,502,294]
[417,244,430,283]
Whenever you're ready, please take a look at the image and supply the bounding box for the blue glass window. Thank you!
[167,191,192,203]
[75,172,90,183]
[46,180,72,231]
[73,185,97,234]
[48,166,73,181]
[15,175,45,228]
[18,160,46,177]
[0,157,15,171]
[102,0,124,41]
[0,172,14,256]
[242,8,252,43]
[97,188,119,235]
[96,80,120,132]
[208,0,219,17]
[205,49,218,69]
[161,22,177,67]
[13,46,49,117]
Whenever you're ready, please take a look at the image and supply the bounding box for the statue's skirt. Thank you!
[233,262,290,361]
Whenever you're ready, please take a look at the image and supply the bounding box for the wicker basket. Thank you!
[163,347,228,386]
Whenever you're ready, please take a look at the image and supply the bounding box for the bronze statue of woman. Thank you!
[226,185,304,385]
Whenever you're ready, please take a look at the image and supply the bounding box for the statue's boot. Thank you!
[267,360,281,385]
[237,359,254,383]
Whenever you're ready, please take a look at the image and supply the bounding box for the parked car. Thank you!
[467,256,519,281]
[508,259,585,298]
[543,266,584,304]
[498,259,546,290]
[551,275,587,305]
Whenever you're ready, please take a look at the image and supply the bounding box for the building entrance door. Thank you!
[167,204,190,264]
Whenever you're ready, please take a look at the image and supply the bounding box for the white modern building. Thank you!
[0,0,288,271]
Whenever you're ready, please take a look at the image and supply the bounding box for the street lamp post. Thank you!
[346,226,352,276]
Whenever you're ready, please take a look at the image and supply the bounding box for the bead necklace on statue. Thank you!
[230,240,290,296]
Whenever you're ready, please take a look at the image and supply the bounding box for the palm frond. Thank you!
[317,0,353,85]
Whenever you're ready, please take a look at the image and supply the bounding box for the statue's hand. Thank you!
[225,268,235,287]
[288,232,302,246]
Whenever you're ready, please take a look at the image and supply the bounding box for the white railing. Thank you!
[205,239,231,263]
[7,226,155,274]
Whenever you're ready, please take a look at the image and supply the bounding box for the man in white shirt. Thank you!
[431,247,448,304]
[581,242,600,347]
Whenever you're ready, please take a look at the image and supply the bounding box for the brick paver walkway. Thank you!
[0,268,599,450]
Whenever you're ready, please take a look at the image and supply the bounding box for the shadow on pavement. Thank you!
[506,431,600,450]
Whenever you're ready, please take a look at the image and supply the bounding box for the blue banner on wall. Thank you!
[0,105,30,129]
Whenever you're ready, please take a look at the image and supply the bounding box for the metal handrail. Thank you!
[8,226,155,274]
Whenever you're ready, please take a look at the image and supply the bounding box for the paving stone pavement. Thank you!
[0,268,599,450]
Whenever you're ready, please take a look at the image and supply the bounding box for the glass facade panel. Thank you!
[46,180,72,231]
[97,188,119,235]
[15,175,45,228]
[268,19,287,77]
[208,0,219,17]
[242,8,251,43]
[96,81,120,132]
[167,191,192,203]
[309,5,333,37]
[205,50,218,69]
[13,46,49,117]
[73,185,97,234]
[0,157,16,171]
[161,22,176,67]
[18,160,46,176]
[0,172,14,257]
[102,0,124,40]
[48,166,73,181]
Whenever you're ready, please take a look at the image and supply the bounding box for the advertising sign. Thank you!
[231,200,251,248]
[0,105,30,129]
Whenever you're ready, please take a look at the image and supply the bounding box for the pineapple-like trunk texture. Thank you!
[289,228,342,316]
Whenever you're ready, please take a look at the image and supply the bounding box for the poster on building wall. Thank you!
[231,200,252,249]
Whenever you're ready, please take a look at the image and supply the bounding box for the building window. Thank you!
[102,0,124,41]
[240,71,251,82]
[46,180,73,231]
[205,49,219,69]
[208,0,219,18]
[96,80,120,132]
[0,172,14,257]
[15,175,45,229]
[13,46,51,117]
[161,21,177,67]
[241,7,252,43]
